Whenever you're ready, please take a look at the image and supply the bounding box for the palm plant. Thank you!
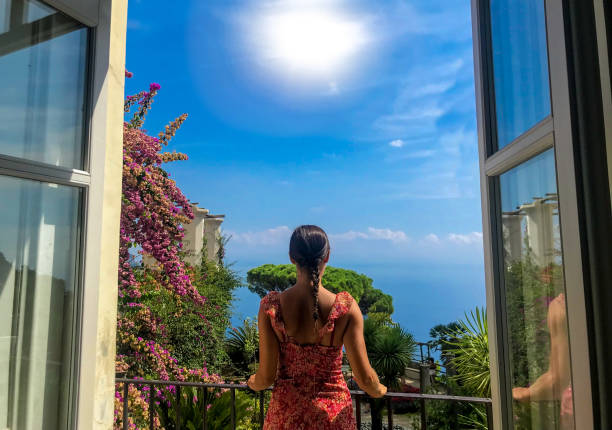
[362,316,416,430]
[445,307,490,397]
[445,307,490,429]
[369,325,416,389]
[158,387,256,429]
[226,318,259,379]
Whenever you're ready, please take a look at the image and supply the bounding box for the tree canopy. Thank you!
[246,264,394,315]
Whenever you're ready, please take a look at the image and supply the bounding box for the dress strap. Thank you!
[317,291,354,343]
[261,291,288,342]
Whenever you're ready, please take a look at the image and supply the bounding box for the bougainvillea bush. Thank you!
[114,74,240,429]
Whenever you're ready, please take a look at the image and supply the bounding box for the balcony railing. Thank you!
[116,378,493,430]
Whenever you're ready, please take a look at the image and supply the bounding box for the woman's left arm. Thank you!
[247,303,279,391]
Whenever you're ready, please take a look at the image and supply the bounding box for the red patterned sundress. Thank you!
[261,291,356,430]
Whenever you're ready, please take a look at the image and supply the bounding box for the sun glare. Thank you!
[257,7,368,78]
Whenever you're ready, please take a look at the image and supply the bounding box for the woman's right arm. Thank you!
[343,300,387,398]
[247,302,279,391]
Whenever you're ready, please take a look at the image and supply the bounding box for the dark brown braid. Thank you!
[289,225,330,323]
[310,260,322,321]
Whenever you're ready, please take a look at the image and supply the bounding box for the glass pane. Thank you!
[0,0,9,34]
[500,149,574,430]
[0,0,88,169]
[490,0,551,149]
[0,175,81,430]
[24,0,54,23]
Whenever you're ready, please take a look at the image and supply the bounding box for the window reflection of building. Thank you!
[499,150,573,430]
[502,193,559,267]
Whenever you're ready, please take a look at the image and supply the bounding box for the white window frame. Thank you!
[471,0,594,428]
[0,0,127,428]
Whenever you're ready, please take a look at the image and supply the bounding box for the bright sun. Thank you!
[257,7,368,78]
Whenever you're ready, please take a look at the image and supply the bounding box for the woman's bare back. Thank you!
[277,286,350,347]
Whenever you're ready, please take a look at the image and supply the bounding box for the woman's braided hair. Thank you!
[289,225,330,323]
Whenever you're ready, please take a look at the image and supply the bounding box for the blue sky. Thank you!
[126,0,485,343]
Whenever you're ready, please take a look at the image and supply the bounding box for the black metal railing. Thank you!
[116,378,493,430]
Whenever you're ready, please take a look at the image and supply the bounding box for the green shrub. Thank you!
[246,264,393,315]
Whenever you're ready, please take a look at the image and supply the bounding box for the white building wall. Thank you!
[182,204,224,266]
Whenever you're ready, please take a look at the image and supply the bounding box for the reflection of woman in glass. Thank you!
[512,293,573,429]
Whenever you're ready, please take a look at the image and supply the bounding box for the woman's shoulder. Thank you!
[335,291,355,307]
[259,291,286,333]
[260,291,281,309]
[328,291,355,320]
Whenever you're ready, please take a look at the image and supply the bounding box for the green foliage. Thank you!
[132,243,242,375]
[192,256,243,373]
[358,285,394,315]
[369,326,416,389]
[246,264,297,297]
[362,317,415,430]
[415,307,491,430]
[445,307,490,398]
[408,375,488,430]
[437,308,490,430]
[129,270,213,373]
[504,254,564,428]
[226,318,260,379]
[505,257,561,388]
[429,321,462,366]
[158,387,259,430]
[246,264,393,315]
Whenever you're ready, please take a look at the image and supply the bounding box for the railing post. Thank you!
[486,402,494,430]
[149,384,154,430]
[123,382,129,430]
[259,391,264,429]
[419,363,429,430]
[202,386,208,430]
[420,398,426,430]
[387,396,393,430]
[231,387,236,430]
[176,385,181,430]
[355,394,361,430]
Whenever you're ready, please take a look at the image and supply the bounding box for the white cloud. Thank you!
[367,227,409,242]
[373,106,446,137]
[389,139,405,148]
[225,227,485,266]
[330,227,409,243]
[227,225,291,245]
[448,232,483,245]
[378,1,472,42]
[330,230,369,241]
[423,233,441,244]
[412,80,456,97]
[383,125,479,200]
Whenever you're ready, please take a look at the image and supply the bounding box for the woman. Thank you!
[247,225,387,429]
[512,293,573,429]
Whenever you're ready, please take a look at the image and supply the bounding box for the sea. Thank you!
[228,260,486,361]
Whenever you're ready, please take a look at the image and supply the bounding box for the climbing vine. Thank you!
[114,72,225,429]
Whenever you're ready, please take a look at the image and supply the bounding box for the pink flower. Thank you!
[125,70,133,78]
[150,83,161,91]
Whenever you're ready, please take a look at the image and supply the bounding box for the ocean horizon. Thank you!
[229,259,486,356]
